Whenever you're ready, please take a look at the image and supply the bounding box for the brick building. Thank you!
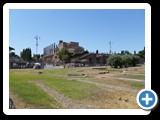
[43,40,108,66]
[58,40,84,53]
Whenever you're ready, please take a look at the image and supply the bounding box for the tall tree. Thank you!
[20,48,32,61]
[124,50,130,54]
[9,46,15,51]
[121,50,131,55]
[121,50,125,55]
[138,48,145,63]
[9,46,15,53]
[138,49,145,59]
[96,50,99,54]
[58,48,70,64]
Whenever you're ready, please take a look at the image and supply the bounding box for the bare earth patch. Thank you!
[78,88,140,109]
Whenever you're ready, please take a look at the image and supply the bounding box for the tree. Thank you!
[121,50,130,55]
[108,54,140,68]
[58,48,70,64]
[9,46,15,52]
[138,49,145,59]
[137,47,145,64]
[41,54,44,58]
[61,54,70,61]
[121,50,125,55]
[124,50,130,54]
[122,54,139,67]
[84,50,89,54]
[20,48,32,61]
[131,55,139,66]
[96,50,99,54]
[33,54,40,61]
[107,54,123,68]
[122,54,132,67]
[10,52,20,59]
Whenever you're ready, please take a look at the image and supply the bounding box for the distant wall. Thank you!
[67,42,79,48]
[43,44,54,56]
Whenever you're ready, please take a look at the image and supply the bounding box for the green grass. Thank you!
[9,70,62,108]
[9,68,97,108]
[44,76,97,100]
[131,83,144,87]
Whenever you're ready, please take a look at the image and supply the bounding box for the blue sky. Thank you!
[9,9,145,56]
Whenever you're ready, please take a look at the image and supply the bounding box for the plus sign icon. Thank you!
[137,89,158,110]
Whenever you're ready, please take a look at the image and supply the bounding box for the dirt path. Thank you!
[67,78,139,94]
[29,80,84,109]
[114,77,145,82]
[123,73,144,76]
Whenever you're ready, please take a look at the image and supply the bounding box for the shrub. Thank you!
[107,54,123,68]
[107,54,140,68]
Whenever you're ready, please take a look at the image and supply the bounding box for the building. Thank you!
[70,53,109,67]
[58,40,84,53]
[43,40,109,66]
[43,40,84,65]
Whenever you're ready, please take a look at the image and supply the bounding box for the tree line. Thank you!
[10,47,43,62]
[107,49,145,68]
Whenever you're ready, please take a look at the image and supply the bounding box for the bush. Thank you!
[122,54,132,67]
[107,54,140,68]
[131,55,139,66]
[107,54,123,68]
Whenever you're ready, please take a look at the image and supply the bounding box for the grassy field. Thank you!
[44,76,97,100]
[9,69,97,108]
[9,65,145,109]
[10,70,61,108]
